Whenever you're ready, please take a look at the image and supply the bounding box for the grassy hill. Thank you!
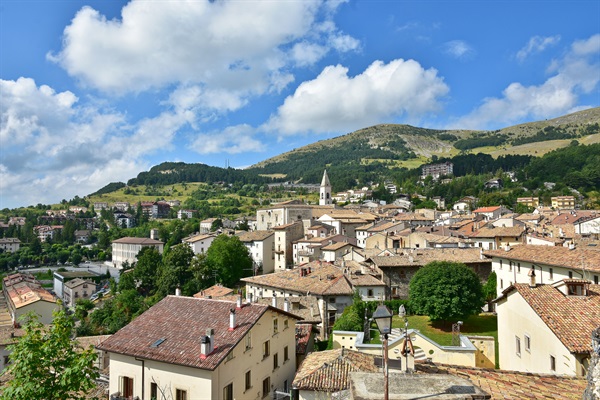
[250,107,600,173]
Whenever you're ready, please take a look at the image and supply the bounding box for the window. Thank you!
[151,383,158,399]
[509,261,513,272]
[525,335,531,352]
[550,355,556,371]
[569,271,573,279]
[500,279,503,289]
[223,383,233,400]
[367,289,374,297]
[245,370,252,391]
[3,355,9,366]
[262,377,271,398]
[263,340,270,358]
[226,351,234,362]
[273,352,279,370]
[121,376,134,398]
[499,260,503,269]
[595,275,599,285]
[273,318,278,334]
[515,336,521,356]
[284,319,289,330]
[284,346,289,362]
[517,263,521,273]
[549,268,553,279]
[176,389,187,400]
[245,332,252,351]
[329,297,336,303]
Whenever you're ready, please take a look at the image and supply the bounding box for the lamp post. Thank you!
[399,305,409,372]
[373,304,393,400]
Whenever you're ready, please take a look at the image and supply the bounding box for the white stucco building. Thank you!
[98,295,300,400]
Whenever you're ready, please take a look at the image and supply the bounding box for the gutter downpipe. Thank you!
[135,357,145,400]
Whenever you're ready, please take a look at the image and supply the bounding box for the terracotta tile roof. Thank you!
[293,348,378,391]
[97,296,300,370]
[469,226,525,239]
[75,334,112,351]
[516,213,543,222]
[242,262,354,296]
[410,232,465,244]
[368,248,486,268]
[473,206,501,213]
[416,363,587,399]
[0,326,25,346]
[253,296,321,324]
[295,324,314,354]
[236,230,274,242]
[499,282,600,353]
[3,273,56,308]
[395,213,434,221]
[112,237,164,245]
[273,222,302,230]
[551,211,598,225]
[321,242,355,251]
[183,233,215,243]
[193,284,235,299]
[484,245,600,272]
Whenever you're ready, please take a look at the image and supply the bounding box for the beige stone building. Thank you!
[496,279,600,376]
[0,238,20,253]
[63,278,97,308]
[484,245,600,294]
[97,295,300,400]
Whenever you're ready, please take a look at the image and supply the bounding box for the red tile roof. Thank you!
[498,282,600,353]
[293,348,378,391]
[242,261,354,296]
[416,363,587,399]
[484,245,600,273]
[97,296,300,370]
[473,206,501,213]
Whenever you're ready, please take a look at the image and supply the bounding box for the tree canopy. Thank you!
[1,308,99,400]
[409,261,484,322]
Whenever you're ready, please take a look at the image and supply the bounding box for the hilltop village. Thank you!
[1,168,600,399]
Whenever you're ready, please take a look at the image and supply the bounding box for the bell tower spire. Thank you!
[320,170,332,205]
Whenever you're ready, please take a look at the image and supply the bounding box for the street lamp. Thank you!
[399,305,409,372]
[373,304,393,400]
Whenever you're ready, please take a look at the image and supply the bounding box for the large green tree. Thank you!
[133,246,163,296]
[409,261,484,322]
[204,234,253,288]
[0,308,99,400]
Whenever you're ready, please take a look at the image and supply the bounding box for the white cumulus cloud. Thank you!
[450,34,600,129]
[189,124,264,155]
[49,0,357,100]
[0,78,191,209]
[264,59,449,135]
[442,40,475,60]
[516,35,561,62]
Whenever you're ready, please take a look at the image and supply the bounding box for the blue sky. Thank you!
[1,0,599,209]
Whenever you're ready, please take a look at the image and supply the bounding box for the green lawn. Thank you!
[397,314,497,346]
[390,313,499,367]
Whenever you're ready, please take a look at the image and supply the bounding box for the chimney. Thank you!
[284,298,290,312]
[308,266,312,275]
[246,291,252,304]
[272,293,277,308]
[310,305,315,317]
[229,309,236,331]
[237,295,243,309]
[200,328,214,358]
[504,244,511,252]
[569,241,576,250]
[528,267,536,287]
[175,286,182,296]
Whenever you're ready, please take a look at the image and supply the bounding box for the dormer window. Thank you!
[567,282,588,296]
